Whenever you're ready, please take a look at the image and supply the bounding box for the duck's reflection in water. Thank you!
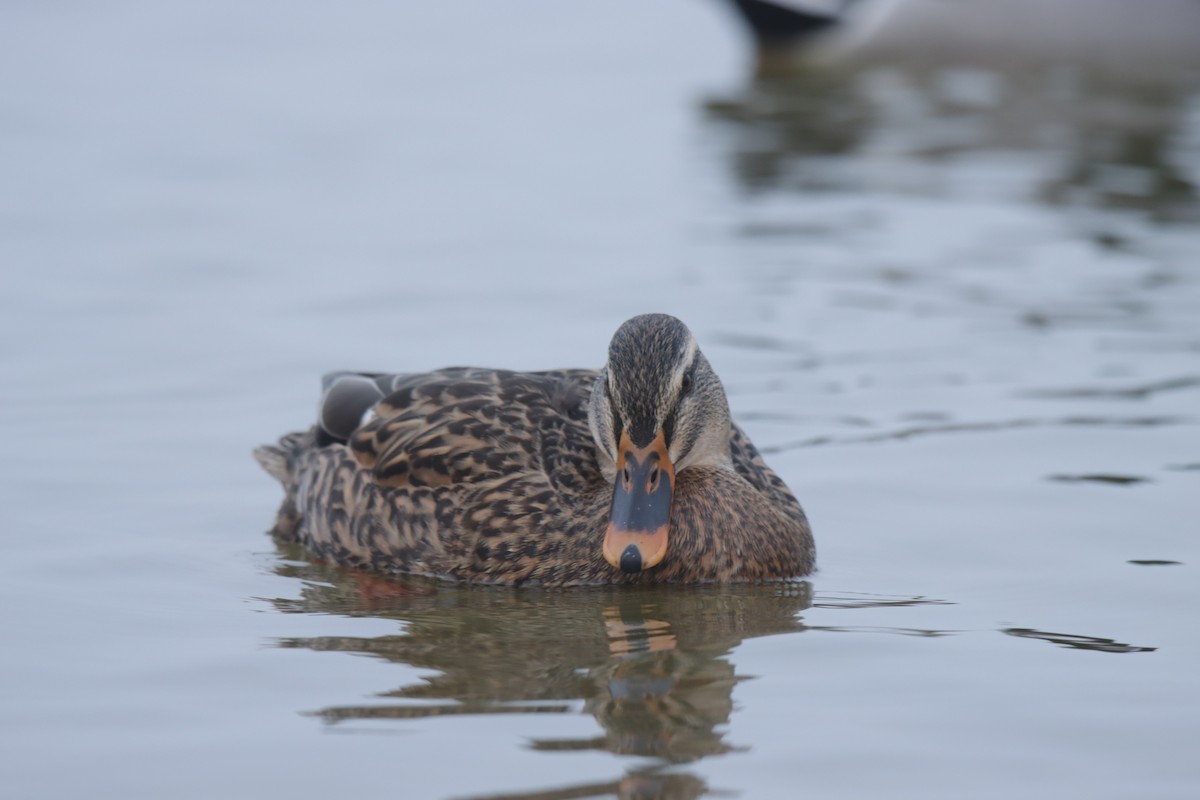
[458,769,711,800]
[461,770,712,800]
[271,544,812,798]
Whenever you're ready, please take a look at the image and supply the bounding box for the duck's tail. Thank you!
[253,430,310,540]
[253,430,306,485]
[253,442,290,484]
[254,372,392,539]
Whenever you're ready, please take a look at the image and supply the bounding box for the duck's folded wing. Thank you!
[345,369,597,490]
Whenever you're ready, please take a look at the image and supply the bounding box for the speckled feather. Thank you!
[257,350,814,586]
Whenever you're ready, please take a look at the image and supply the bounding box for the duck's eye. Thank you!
[681,371,693,394]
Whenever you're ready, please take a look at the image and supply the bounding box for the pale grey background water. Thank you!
[2,2,1199,798]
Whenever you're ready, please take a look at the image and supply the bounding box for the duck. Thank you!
[254,313,814,586]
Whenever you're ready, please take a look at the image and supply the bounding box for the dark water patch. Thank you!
[1098,338,1200,355]
[709,331,808,354]
[833,290,898,311]
[714,337,958,373]
[1093,231,1129,251]
[1025,375,1200,401]
[737,410,875,427]
[811,592,953,609]
[897,411,953,423]
[789,347,961,373]
[763,415,1188,453]
[1166,463,1200,471]
[737,221,838,238]
[1049,474,1151,486]
[1017,308,1154,332]
[1003,628,1157,654]
[1128,559,1183,566]
[809,626,956,638]
[1056,416,1184,428]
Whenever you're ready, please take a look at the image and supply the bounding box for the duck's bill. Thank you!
[603,430,675,573]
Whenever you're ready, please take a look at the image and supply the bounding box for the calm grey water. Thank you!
[2,2,1199,798]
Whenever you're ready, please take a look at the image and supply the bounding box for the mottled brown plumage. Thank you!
[255,314,815,585]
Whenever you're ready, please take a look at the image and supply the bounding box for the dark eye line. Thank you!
[681,362,696,394]
[666,363,696,446]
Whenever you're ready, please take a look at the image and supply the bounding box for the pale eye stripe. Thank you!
[674,335,699,388]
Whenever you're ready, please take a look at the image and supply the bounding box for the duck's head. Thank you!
[589,314,733,573]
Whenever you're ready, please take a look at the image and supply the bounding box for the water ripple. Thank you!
[1003,628,1157,654]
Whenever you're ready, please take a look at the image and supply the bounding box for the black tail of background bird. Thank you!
[726,0,845,46]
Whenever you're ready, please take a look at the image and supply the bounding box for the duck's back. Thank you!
[256,368,614,583]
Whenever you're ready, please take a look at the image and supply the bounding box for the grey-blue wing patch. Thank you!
[317,374,388,446]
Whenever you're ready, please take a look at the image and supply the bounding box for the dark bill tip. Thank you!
[619,544,643,573]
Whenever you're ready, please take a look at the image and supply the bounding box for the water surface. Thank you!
[1,2,1198,798]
